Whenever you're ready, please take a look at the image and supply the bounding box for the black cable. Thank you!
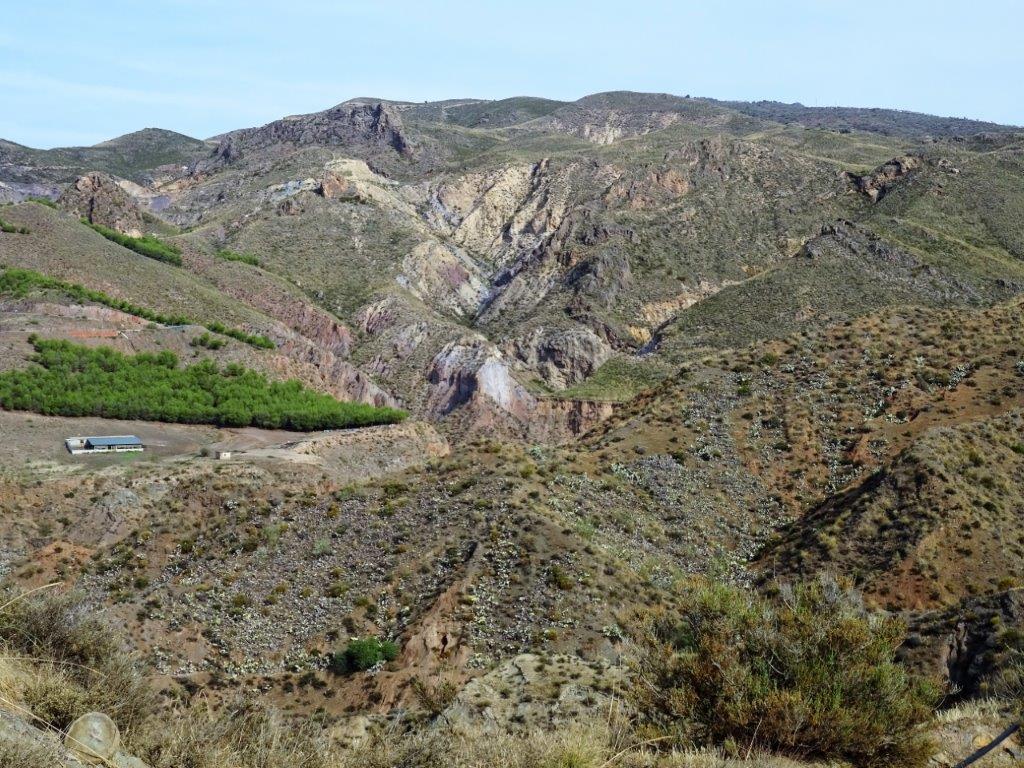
[952,721,1020,768]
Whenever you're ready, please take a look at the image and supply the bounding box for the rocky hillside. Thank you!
[3,91,1024,768]
[6,91,1022,440]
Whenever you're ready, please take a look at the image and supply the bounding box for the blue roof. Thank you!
[85,435,143,447]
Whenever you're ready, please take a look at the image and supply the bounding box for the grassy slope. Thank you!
[0,203,276,331]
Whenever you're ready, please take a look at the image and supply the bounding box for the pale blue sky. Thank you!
[2,0,1021,148]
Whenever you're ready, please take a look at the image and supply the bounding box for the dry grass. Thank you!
[333,721,822,768]
[0,586,157,743]
[0,737,62,768]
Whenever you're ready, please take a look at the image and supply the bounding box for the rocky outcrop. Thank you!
[266,337,394,406]
[535,106,687,145]
[58,172,147,236]
[602,166,690,208]
[565,247,634,311]
[904,589,1024,700]
[506,326,613,390]
[638,280,737,327]
[354,296,404,335]
[396,241,488,317]
[195,101,414,172]
[426,339,534,419]
[844,155,922,202]
[322,158,418,205]
[425,160,571,268]
[424,337,614,439]
[529,398,615,442]
[266,421,450,481]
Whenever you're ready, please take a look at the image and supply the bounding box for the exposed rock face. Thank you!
[529,398,615,441]
[507,326,613,390]
[267,337,395,407]
[263,421,449,480]
[425,160,571,268]
[195,101,413,172]
[354,296,404,335]
[538,106,687,145]
[424,337,614,440]
[427,339,534,419]
[396,241,488,317]
[58,172,147,236]
[905,589,1024,699]
[565,247,634,311]
[844,155,922,202]
[638,280,737,327]
[603,165,690,207]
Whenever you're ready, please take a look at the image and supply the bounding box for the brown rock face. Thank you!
[507,326,613,390]
[844,155,922,202]
[196,101,414,172]
[58,172,147,236]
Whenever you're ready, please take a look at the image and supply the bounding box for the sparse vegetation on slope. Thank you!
[24,196,57,209]
[0,338,406,429]
[0,267,276,349]
[82,220,183,265]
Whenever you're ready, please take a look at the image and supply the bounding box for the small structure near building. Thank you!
[65,435,144,455]
[200,446,234,460]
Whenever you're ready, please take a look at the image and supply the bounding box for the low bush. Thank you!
[137,700,333,768]
[25,196,57,209]
[82,220,183,266]
[216,249,261,267]
[0,216,30,234]
[0,737,62,768]
[0,338,407,430]
[204,320,274,349]
[191,332,227,350]
[329,638,399,674]
[637,577,938,767]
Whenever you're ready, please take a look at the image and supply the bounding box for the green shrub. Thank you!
[204,320,274,349]
[637,578,938,767]
[0,337,407,430]
[0,216,30,234]
[25,196,57,209]
[216,249,261,267]
[330,637,399,674]
[191,332,226,350]
[82,220,183,266]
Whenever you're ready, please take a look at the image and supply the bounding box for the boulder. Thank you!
[65,712,120,764]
